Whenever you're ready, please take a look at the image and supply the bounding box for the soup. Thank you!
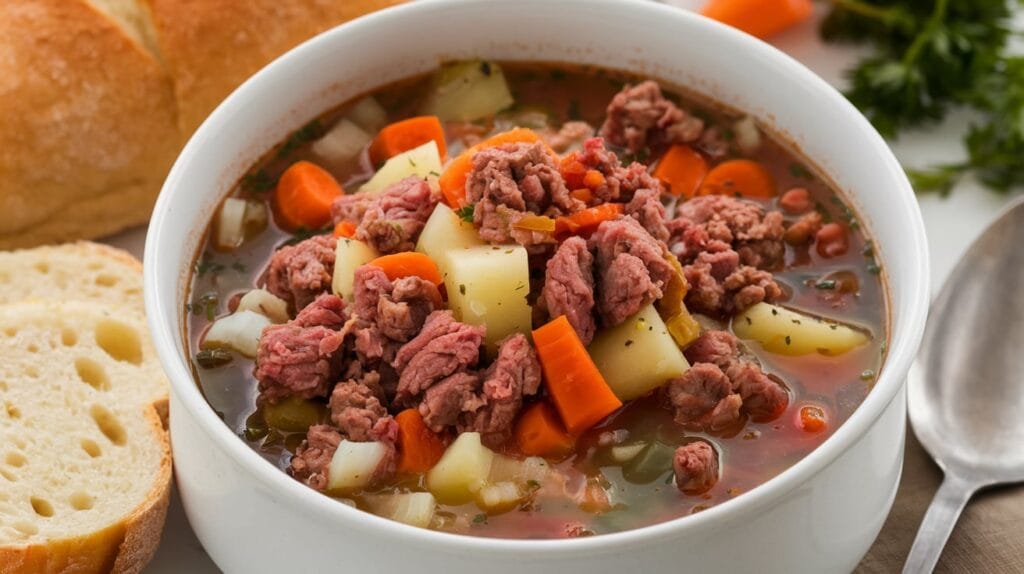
[186,61,886,538]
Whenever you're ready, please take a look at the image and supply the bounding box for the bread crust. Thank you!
[0,0,180,244]
[0,406,171,574]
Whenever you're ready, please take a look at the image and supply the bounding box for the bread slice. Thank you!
[0,302,170,574]
[0,242,143,308]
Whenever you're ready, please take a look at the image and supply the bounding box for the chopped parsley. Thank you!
[188,291,219,321]
[277,119,324,159]
[789,162,812,179]
[815,279,838,290]
[456,204,476,223]
[459,284,466,295]
[784,335,792,346]
[472,513,488,524]
[195,257,225,277]
[241,169,276,194]
[195,348,233,369]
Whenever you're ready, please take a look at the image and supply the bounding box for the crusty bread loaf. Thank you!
[0,0,404,249]
[0,242,143,308]
[0,302,170,574]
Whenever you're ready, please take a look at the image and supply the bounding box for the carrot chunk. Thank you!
[697,159,776,198]
[514,401,575,459]
[369,116,447,166]
[273,160,344,230]
[439,127,547,208]
[333,221,357,238]
[532,316,622,435]
[654,144,709,197]
[367,252,443,286]
[797,405,827,433]
[395,409,448,473]
[554,203,623,239]
[700,0,813,39]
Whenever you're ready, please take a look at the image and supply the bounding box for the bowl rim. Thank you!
[144,0,930,553]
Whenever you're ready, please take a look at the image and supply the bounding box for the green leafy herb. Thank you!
[195,348,234,369]
[195,256,225,277]
[456,204,476,223]
[815,279,838,290]
[277,119,324,159]
[789,162,812,179]
[241,169,277,194]
[188,291,219,321]
[472,513,488,524]
[821,0,1022,194]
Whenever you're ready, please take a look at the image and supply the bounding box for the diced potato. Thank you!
[475,482,524,515]
[732,302,870,356]
[332,238,379,301]
[421,60,515,122]
[360,141,443,194]
[426,432,494,505]
[588,304,691,401]
[733,115,762,154]
[202,310,271,357]
[364,492,437,528]
[214,198,248,250]
[444,244,531,351]
[415,203,484,282]
[488,455,551,484]
[237,289,289,323]
[328,440,388,492]
[346,96,389,133]
[311,118,371,172]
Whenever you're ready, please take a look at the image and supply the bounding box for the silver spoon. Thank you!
[903,195,1024,573]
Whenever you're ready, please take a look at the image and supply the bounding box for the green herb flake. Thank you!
[277,119,324,159]
[195,348,234,369]
[789,163,811,179]
[456,204,476,223]
[815,279,838,290]
[785,335,792,346]
[625,339,634,347]
[771,308,778,316]
[459,284,466,295]
[241,169,276,194]
[472,513,488,524]
[195,257,225,277]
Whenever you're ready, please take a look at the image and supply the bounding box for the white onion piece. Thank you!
[215,198,248,250]
[364,492,437,528]
[202,310,271,357]
[346,96,389,133]
[311,118,371,169]
[733,116,762,154]
[328,440,388,492]
[236,289,289,324]
[488,455,550,484]
[475,482,523,514]
[609,442,648,464]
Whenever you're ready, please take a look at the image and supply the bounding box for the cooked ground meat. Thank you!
[419,372,483,433]
[600,81,704,154]
[393,310,485,405]
[466,142,579,246]
[356,176,440,254]
[666,363,742,430]
[462,333,543,447]
[350,265,442,364]
[673,440,719,495]
[329,380,396,442]
[589,217,675,325]
[676,330,789,423]
[542,237,596,344]
[669,195,785,270]
[784,211,824,246]
[290,424,341,491]
[264,235,337,311]
[293,292,348,329]
[682,247,782,317]
[255,322,350,402]
[543,120,595,153]
[568,137,662,203]
[624,187,669,242]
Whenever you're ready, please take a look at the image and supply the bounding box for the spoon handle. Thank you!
[902,474,977,574]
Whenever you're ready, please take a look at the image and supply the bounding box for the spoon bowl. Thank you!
[904,195,1024,572]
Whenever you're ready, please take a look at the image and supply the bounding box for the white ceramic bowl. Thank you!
[144,1,930,571]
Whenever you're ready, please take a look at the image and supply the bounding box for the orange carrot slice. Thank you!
[514,401,575,459]
[367,252,443,286]
[395,409,448,473]
[697,159,776,198]
[369,116,447,166]
[701,0,813,39]
[654,144,709,198]
[273,161,344,230]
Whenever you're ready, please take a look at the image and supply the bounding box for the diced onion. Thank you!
[202,310,271,357]
[237,289,289,323]
[608,442,648,464]
[311,118,371,170]
[475,482,524,514]
[733,116,762,154]
[346,96,389,133]
[489,455,551,484]
[364,492,437,528]
[328,440,388,492]
[215,198,248,250]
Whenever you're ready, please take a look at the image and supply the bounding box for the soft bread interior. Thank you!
[0,242,143,307]
[0,302,168,547]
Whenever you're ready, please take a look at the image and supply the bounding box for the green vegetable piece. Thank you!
[621,441,675,485]
[195,348,233,369]
[262,397,328,432]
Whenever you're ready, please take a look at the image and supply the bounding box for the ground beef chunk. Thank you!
[466,142,579,246]
[393,310,485,405]
[589,217,675,326]
[674,441,719,495]
[461,334,543,447]
[784,211,824,246]
[674,331,789,424]
[669,195,785,270]
[349,266,442,365]
[419,372,483,433]
[264,235,337,311]
[255,322,350,402]
[290,425,341,491]
[666,363,743,430]
[624,187,669,242]
[567,138,662,203]
[682,247,782,317]
[351,265,393,322]
[329,380,397,442]
[542,237,597,344]
[543,121,595,153]
[359,177,440,253]
[293,293,348,329]
[600,81,704,154]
